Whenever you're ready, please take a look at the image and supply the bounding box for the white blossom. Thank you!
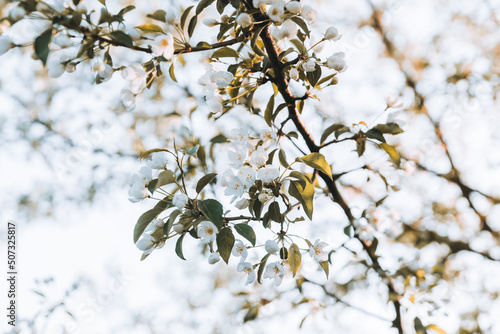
[211,71,234,88]
[128,183,148,203]
[153,218,165,228]
[136,234,155,251]
[272,19,297,40]
[203,18,218,27]
[301,5,317,24]
[232,239,248,260]
[237,262,256,285]
[303,58,316,72]
[231,127,249,143]
[268,3,285,22]
[326,52,347,72]
[228,149,247,167]
[198,221,218,244]
[0,35,11,56]
[250,146,268,166]
[236,13,253,28]
[253,0,270,9]
[263,261,285,286]
[235,198,250,209]
[385,94,403,108]
[166,12,176,25]
[172,224,184,234]
[265,240,280,254]
[324,26,342,41]
[53,33,72,47]
[285,1,302,14]
[122,64,147,94]
[147,152,168,169]
[120,89,135,110]
[257,166,279,183]
[48,60,65,78]
[9,6,26,21]
[92,61,113,82]
[238,166,257,187]
[258,192,272,203]
[261,129,278,144]
[289,67,299,80]
[309,239,329,262]
[172,193,188,210]
[153,34,175,59]
[208,252,220,264]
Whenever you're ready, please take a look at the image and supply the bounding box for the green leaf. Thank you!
[140,148,169,160]
[379,143,401,167]
[278,149,289,168]
[234,224,256,246]
[356,137,366,157]
[414,317,428,334]
[187,15,197,38]
[175,233,186,260]
[146,10,166,22]
[319,261,329,278]
[290,16,310,37]
[197,199,223,230]
[196,0,215,15]
[216,227,235,264]
[34,29,52,66]
[264,95,275,127]
[147,179,158,194]
[289,171,310,188]
[307,64,322,87]
[374,122,403,135]
[110,30,133,47]
[156,170,176,189]
[268,202,283,223]
[290,38,305,53]
[243,305,259,322]
[180,6,194,30]
[321,123,349,143]
[168,63,177,82]
[365,128,386,142]
[196,173,217,193]
[211,46,239,59]
[133,198,172,243]
[288,180,315,220]
[257,253,270,283]
[135,24,164,33]
[163,209,180,235]
[296,152,332,180]
[187,144,199,156]
[289,243,301,277]
[280,246,288,259]
[217,0,230,14]
[98,0,106,5]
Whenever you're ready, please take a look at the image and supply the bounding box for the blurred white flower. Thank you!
[263,261,285,286]
[303,58,316,72]
[253,0,270,9]
[324,26,341,41]
[235,198,250,209]
[231,127,249,143]
[128,183,148,203]
[0,35,11,56]
[289,67,299,80]
[120,89,135,110]
[211,71,234,88]
[261,129,278,143]
[268,3,285,22]
[153,34,175,59]
[147,152,168,169]
[285,1,302,14]
[166,12,176,25]
[236,13,253,28]
[257,166,279,183]
[9,6,26,21]
[224,176,245,197]
[237,262,256,285]
[53,32,72,47]
[172,224,184,234]
[326,52,347,72]
[309,239,329,262]
[172,193,188,210]
[258,192,272,203]
[228,149,246,167]
[301,5,317,24]
[265,240,280,254]
[385,94,403,108]
[208,252,221,264]
[47,60,65,78]
[238,166,257,187]
[197,221,218,244]
[136,234,155,251]
[250,146,268,166]
[122,64,147,94]
[272,19,297,39]
[232,239,248,259]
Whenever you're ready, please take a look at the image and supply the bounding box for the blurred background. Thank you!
[1,0,500,333]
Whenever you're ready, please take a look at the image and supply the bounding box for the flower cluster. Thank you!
[220,127,279,203]
[198,64,235,114]
[128,152,168,203]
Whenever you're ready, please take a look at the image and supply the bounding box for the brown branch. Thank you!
[367,1,498,237]
[248,5,405,333]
